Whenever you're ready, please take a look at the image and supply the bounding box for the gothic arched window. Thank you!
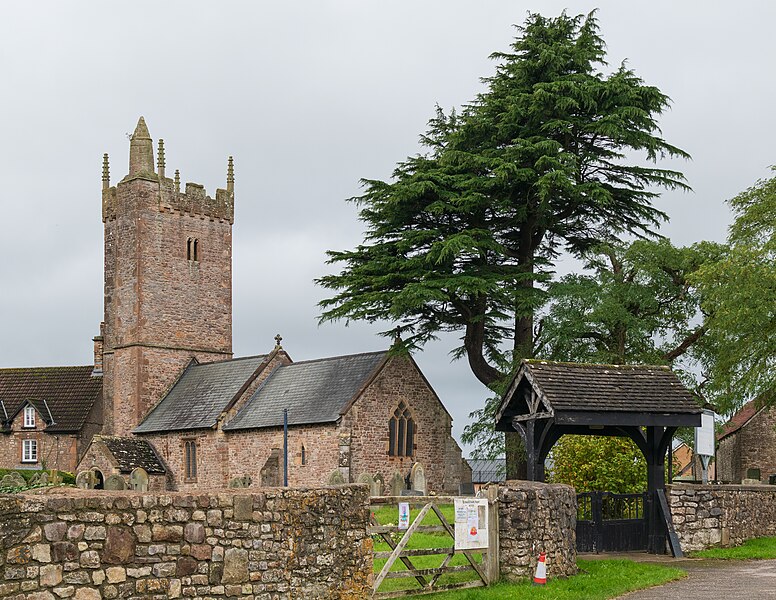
[187,238,199,262]
[388,401,414,457]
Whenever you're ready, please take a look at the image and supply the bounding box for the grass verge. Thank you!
[692,536,776,560]
[394,559,685,600]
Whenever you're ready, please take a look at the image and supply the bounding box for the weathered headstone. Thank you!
[459,482,475,496]
[104,474,127,491]
[410,462,427,495]
[1,472,26,488]
[38,471,50,485]
[260,449,280,487]
[389,471,405,496]
[357,472,374,490]
[372,473,385,497]
[129,468,149,492]
[75,470,92,489]
[400,489,423,496]
[327,469,345,485]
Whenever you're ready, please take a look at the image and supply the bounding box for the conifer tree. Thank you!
[317,12,689,473]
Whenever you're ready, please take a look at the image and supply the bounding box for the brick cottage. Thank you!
[3,118,471,494]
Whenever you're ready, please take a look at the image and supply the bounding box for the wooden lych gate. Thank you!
[369,490,498,598]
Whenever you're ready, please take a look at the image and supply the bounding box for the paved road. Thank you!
[617,559,776,599]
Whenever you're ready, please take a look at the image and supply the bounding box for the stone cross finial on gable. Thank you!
[274,334,283,349]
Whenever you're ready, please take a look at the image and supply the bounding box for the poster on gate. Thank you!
[398,502,410,530]
[454,498,488,550]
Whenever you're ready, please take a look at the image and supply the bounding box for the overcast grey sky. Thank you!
[1,2,774,454]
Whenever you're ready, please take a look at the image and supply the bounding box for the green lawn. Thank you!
[394,560,685,600]
[692,536,776,560]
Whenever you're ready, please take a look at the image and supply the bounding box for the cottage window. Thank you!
[22,439,37,463]
[184,440,197,481]
[388,401,414,457]
[23,406,35,428]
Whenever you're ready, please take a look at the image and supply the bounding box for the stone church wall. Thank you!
[0,486,372,599]
[342,355,468,494]
[227,424,341,488]
[716,406,776,483]
[669,483,776,551]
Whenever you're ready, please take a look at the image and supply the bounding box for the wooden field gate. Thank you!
[369,489,499,599]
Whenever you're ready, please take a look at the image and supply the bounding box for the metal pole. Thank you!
[283,408,288,487]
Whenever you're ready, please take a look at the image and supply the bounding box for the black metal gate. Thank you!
[576,492,648,553]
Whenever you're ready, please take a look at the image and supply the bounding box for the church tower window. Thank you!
[388,401,414,457]
[187,238,199,262]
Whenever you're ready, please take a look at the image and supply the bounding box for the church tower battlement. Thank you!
[100,117,235,437]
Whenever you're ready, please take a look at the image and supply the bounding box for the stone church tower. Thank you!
[99,117,235,437]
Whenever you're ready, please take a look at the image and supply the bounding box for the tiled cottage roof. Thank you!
[521,360,700,413]
[717,400,761,441]
[134,355,268,434]
[99,436,166,474]
[0,365,101,433]
[224,351,387,431]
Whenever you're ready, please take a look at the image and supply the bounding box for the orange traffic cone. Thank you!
[533,551,547,585]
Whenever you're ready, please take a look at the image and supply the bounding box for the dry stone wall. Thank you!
[497,481,577,581]
[669,483,776,552]
[0,486,372,600]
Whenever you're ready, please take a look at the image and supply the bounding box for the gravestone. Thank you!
[75,470,93,489]
[459,482,475,496]
[104,474,126,491]
[129,468,149,492]
[229,475,252,488]
[400,489,423,496]
[410,462,427,495]
[0,472,25,488]
[327,469,345,485]
[357,473,375,495]
[389,471,405,496]
[38,471,50,485]
[260,449,280,487]
[372,473,385,497]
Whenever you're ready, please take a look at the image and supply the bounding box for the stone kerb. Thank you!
[497,480,577,581]
[0,485,373,599]
[669,483,776,552]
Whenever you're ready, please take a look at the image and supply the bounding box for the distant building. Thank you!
[468,458,505,492]
[717,399,775,484]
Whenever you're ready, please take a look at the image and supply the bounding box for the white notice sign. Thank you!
[398,502,410,530]
[454,498,488,550]
[695,409,716,457]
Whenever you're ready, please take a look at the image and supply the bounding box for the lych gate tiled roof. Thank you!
[99,436,166,474]
[224,351,387,431]
[0,365,102,433]
[523,360,699,413]
[134,355,268,434]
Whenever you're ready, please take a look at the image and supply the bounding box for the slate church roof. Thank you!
[224,351,387,431]
[134,355,268,434]
[0,365,102,433]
